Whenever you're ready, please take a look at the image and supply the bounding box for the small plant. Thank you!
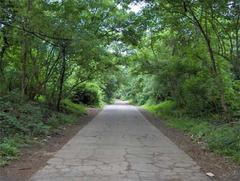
[0,139,19,166]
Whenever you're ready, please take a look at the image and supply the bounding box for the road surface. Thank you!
[31,101,209,181]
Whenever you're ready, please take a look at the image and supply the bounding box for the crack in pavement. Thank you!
[30,101,210,181]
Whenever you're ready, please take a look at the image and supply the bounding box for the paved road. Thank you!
[31,101,209,181]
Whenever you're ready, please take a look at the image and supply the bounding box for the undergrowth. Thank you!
[0,92,86,166]
[143,100,240,164]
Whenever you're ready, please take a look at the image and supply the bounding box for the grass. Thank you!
[0,93,87,166]
[143,100,240,163]
[62,99,86,115]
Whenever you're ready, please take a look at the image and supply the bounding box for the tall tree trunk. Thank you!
[235,7,240,79]
[21,0,32,99]
[0,29,8,87]
[56,44,66,111]
[21,34,28,99]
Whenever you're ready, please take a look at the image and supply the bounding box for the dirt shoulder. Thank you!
[0,108,100,181]
[140,108,240,181]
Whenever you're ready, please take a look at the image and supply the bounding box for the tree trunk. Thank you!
[235,9,240,79]
[56,45,66,111]
[21,0,32,99]
[21,34,28,99]
[0,29,8,90]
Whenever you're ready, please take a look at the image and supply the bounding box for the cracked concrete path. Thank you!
[31,101,209,181]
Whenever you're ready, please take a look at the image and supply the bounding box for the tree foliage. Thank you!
[0,0,128,109]
[121,0,240,120]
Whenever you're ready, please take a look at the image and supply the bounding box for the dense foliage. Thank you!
[72,83,103,106]
[0,0,124,109]
[121,0,240,120]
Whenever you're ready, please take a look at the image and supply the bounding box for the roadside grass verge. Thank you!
[0,93,87,166]
[143,101,240,164]
[62,99,86,115]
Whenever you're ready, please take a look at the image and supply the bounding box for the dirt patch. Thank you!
[140,108,240,181]
[0,108,100,181]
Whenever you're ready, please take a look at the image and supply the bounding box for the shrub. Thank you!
[181,74,221,115]
[36,95,46,104]
[72,83,103,106]
[62,99,86,115]
[0,140,19,157]
[143,100,176,116]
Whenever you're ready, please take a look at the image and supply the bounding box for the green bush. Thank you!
[0,140,19,157]
[62,99,86,115]
[143,100,176,116]
[181,74,220,115]
[72,83,103,106]
[36,95,47,104]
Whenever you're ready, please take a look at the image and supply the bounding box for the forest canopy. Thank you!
[119,0,240,118]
